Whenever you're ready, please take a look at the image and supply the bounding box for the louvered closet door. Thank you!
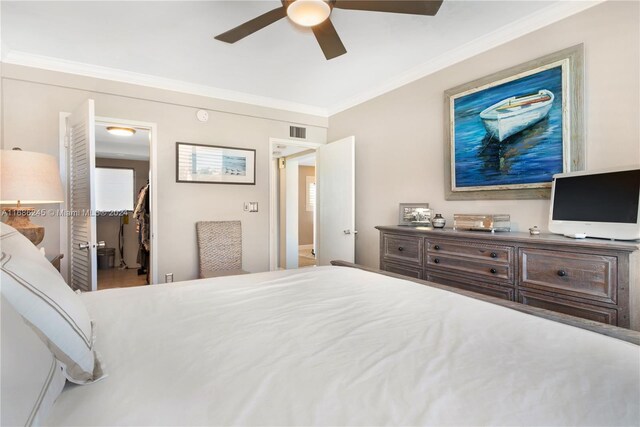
[67,99,97,292]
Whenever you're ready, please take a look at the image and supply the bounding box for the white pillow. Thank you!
[0,223,105,384]
[1,296,66,426]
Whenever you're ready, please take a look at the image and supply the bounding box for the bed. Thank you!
[43,265,639,426]
[1,220,638,426]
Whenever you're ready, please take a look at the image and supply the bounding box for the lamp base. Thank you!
[4,207,44,246]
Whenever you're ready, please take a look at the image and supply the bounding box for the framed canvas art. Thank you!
[176,142,256,185]
[444,44,585,200]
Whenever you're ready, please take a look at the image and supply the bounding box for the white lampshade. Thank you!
[287,0,331,27]
[1,149,64,204]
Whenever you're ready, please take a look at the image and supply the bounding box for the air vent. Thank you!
[289,126,307,139]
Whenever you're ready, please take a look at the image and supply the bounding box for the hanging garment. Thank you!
[133,183,150,282]
[134,183,150,251]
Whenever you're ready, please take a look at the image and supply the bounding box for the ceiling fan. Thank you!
[215,0,444,60]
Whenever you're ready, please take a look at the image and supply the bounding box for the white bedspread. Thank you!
[46,266,639,426]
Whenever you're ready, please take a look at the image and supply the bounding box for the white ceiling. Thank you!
[272,143,311,158]
[95,124,150,161]
[1,1,599,115]
[272,143,315,165]
[296,153,316,167]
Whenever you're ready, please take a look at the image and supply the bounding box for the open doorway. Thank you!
[269,138,321,270]
[59,102,158,291]
[275,147,317,269]
[94,122,151,290]
[269,136,356,271]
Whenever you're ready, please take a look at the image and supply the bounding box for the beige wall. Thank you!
[1,65,328,281]
[95,158,150,268]
[3,1,638,276]
[328,1,640,269]
[298,166,315,246]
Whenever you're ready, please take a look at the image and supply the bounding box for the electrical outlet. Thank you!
[165,273,174,283]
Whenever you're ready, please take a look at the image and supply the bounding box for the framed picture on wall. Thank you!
[176,142,256,185]
[444,44,585,200]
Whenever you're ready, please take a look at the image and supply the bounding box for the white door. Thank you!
[67,99,101,291]
[316,136,355,265]
[285,157,299,269]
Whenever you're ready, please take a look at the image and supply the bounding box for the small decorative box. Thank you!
[453,214,511,232]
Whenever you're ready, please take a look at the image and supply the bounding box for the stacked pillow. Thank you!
[0,223,105,384]
[1,296,67,426]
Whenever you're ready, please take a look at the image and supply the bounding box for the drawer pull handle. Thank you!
[490,252,497,258]
[434,258,440,264]
[490,268,497,274]
[557,270,567,277]
[398,246,404,252]
[434,245,440,250]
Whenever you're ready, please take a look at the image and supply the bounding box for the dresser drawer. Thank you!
[427,254,513,284]
[382,261,423,280]
[518,290,618,326]
[520,248,617,304]
[427,273,514,301]
[427,239,513,263]
[382,234,423,266]
[377,225,636,331]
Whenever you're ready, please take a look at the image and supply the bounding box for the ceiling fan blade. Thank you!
[312,19,347,60]
[334,0,444,16]
[215,7,287,43]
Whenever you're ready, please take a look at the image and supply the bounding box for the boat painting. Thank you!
[451,65,564,190]
[479,89,554,142]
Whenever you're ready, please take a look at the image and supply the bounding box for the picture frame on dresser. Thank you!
[398,203,431,226]
[444,44,586,200]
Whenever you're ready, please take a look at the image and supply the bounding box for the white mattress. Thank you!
[46,266,639,426]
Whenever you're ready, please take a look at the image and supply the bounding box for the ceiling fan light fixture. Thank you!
[287,0,331,27]
[106,126,136,137]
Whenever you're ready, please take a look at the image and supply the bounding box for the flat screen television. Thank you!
[548,166,640,240]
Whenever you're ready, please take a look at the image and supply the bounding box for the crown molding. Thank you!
[2,0,603,119]
[1,51,330,118]
[326,0,604,116]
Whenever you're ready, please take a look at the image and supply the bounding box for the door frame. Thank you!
[59,115,159,286]
[268,138,322,271]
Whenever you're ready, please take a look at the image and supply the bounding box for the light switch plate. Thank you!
[244,202,258,212]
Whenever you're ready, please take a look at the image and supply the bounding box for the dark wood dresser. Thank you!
[376,226,640,331]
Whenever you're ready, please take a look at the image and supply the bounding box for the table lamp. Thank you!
[1,148,64,245]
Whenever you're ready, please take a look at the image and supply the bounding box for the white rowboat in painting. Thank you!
[479,89,554,142]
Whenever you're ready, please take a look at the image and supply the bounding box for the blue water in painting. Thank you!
[223,155,246,176]
[453,66,563,188]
